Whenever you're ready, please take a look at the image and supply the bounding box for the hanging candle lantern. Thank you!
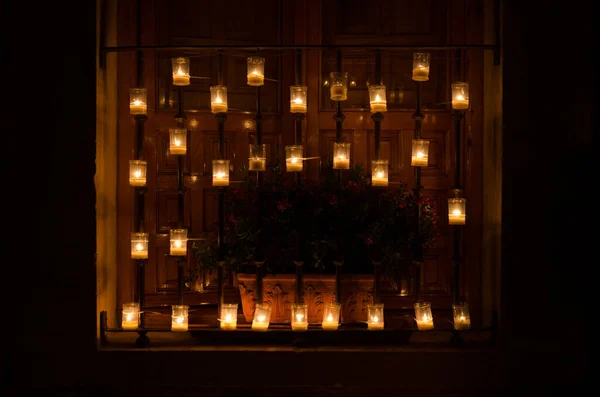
[412,52,431,82]
[212,160,230,186]
[329,72,348,101]
[219,303,238,330]
[452,302,471,331]
[129,160,147,187]
[285,145,303,172]
[249,144,266,172]
[129,88,147,115]
[413,301,434,331]
[451,82,470,110]
[333,142,351,170]
[210,85,228,113]
[371,160,389,187]
[321,302,341,330]
[169,228,188,256]
[411,139,430,167]
[247,56,265,86]
[368,84,387,113]
[367,303,384,330]
[121,302,140,330]
[169,128,187,155]
[448,197,467,225]
[130,232,149,259]
[291,304,308,331]
[290,85,308,113]
[252,303,271,331]
[171,57,190,86]
[171,305,189,331]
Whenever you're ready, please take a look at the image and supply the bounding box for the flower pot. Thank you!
[237,273,374,323]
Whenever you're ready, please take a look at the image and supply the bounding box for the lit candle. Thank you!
[211,94,228,113]
[129,99,147,115]
[121,303,140,330]
[213,171,229,186]
[411,150,428,167]
[172,68,190,86]
[286,157,303,172]
[290,96,307,113]
[129,160,147,187]
[416,313,435,331]
[448,209,466,225]
[171,315,188,331]
[170,138,186,155]
[220,313,237,330]
[292,313,308,331]
[170,239,187,256]
[372,171,388,186]
[412,65,430,81]
[370,94,387,113]
[368,315,384,330]
[131,242,148,259]
[330,84,347,101]
[252,314,270,331]
[322,313,339,330]
[247,70,264,86]
[249,158,266,171]
[333,155,350,169]
[452,94,469,110]
[454,314,471,331]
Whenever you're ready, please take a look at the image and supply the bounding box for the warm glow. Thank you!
[375,95,381,102]
[216,172,226,178]
[456,94,465,100]
[177,68,185,76]
[215,95,222,104]
[126,313,133,321]
[174,240,182,248]
[290,157,299,164]
[327,314,333,322]
[377,171,383,178]
[372,316,379,323]
[459,315,466,321]
[176,316,184,324]
[133,99,141,105]
[294,97,303,104]
[422,314,430,321]
[134,170,141,178]
[225,314,232,322]
[251,70,260,76]
[257,315,266,322]
[135,243,143,251]
[174,139,181,146]
[417,151,424,158]
[296,313,304,322]
[336,155,346,160]
[452,209,462,215]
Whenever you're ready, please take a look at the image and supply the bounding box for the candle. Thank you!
[412,65,430,81]
[448,209,466,225]
[400,279,409,296]
[416,313,435,331]
[330,85,347,101]
[211,95,227,113]
[171,315,188,331]
[411,151,428,167]
[452,94,469,110]
[121,303,140,330]
[322,313,339,330]
[170,139,186,155]
[333,156,350,169]
[368,315,384,330]
[370,95,387,113]
[129,99,147,115]
[292,313,308,331]
[172,68,190,86]
[252,315,269,331]
[286,157,303,172]
[290,97,307,113]
[170,239,187,256]
[212,172,229,186]
[454,315,471,330]
[131,243,148,259]
[220,313,237,330]
[247,71,264,86]
[372,171,388,186]
[249,158,266,171]
[129,169,146,187]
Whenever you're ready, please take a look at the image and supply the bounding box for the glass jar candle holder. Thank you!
[452,302,471,331]
[412,52,431,82]
[252,303,271,331]
[130,232,149,259]
[448,198,467,225]
[219,303,238,330]
[451,82,470,110]
[249,144,266,171]
[212,159,230,186]
[247,56,265,86]
[367,303,384,330]
[321,302,341,330]
[210,85,228,113]
[121,302,140,330]
[129,160,147,187]
[290,85,308,113]
[291,304,308,331]
[129,88,147,115]
[414,301,435,331]
[169,228,188,256]
[171,57,190,86]
[171,305,189,331]
[411,139,430,167]
[333,142,351,169]
[285,145,303,172]
[368,84,387,113]
[169,128,187,155]
[329,72,348,101]
[371,160,389,187]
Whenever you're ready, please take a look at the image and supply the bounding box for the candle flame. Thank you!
[174,240,182,248]
[135,243,143,251]
[257,315,266,322]
[290,157,298,164]
[377,171,384,178]
[133,99,142,106]
[176,68,185,76]
[174,139,181,147]
[459,315,466,321]
[252,70,260,76]
[336,155,346,160]
[126,313,133,321]
[296,313,304,322]
[216,172,226,178]
[452,209,462,216]
[293,97,303,104]
[134,170,141,178]
[456,94,465,101]
[372,316,379,323]
[176,316,184,324]
[327,314,333,322]
[215,95,222,104]
[422,314,430,322]
[225,314,232,322]
[374,95,381,102]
